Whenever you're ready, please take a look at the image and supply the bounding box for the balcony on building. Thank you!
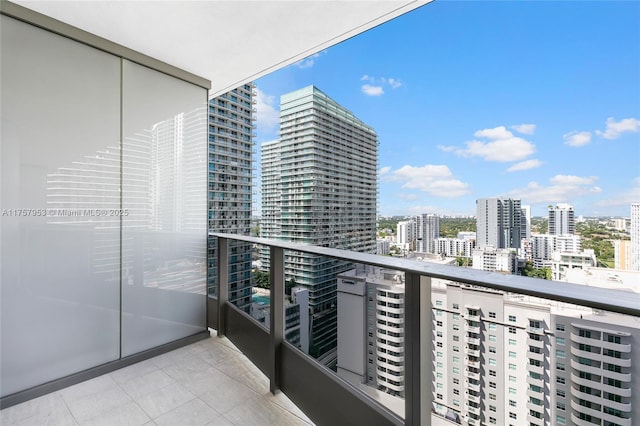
[2,2,640,426]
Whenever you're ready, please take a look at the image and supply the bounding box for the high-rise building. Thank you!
[476,198,522,249]
[338,271,639,426]
[416,213,440,253]
[396,219,417,251]
[207,84,256,312]
[631,203,640,271]
[520,205,531,239]
[614,239,632,270]
[548,203,575,236]
[261,85,378,360]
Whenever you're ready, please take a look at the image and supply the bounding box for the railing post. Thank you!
[405,273,432,425]
[216,236,229,337]
[269,245,284,394]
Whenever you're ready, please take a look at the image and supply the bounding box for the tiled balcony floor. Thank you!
[1,330,314,426]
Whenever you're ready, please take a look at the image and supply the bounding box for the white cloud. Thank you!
[360,75,402,95]
[474,126,514,140]
[254,88,279,133]
[396,193,418,201]
[437,144,456,152]
[506,159,542,172]
[379,166,391,175]
[387,165,470,197]
[508,174,601,204]
[447,126,536,162]
[563,131,592,147]
[293,51,326,69]
[595,117,640,140]
[594,177,640,207]
[361,84,384,96]
[511,124,536,135]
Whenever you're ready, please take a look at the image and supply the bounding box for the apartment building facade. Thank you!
[261,85,378,359]
[207,85,256,312]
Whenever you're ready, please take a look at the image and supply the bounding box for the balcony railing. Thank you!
[210,233,640,426]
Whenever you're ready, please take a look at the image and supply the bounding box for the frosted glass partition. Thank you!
[0,16,121,396]
[121,60,207,356]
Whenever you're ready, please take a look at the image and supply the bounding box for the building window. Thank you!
[509,363,516,371]
[509,351,516,358]
[453,389,459,395]
[453,335,459,342]
[453,346,459,352]
[489,405,496,412]
[508,315,516,322]
[437,331,443,337]
[437,362,443,368]
[489,370,496,377]
[489,358,497,366]
[489,381,496,388]
[508,338,516,346]
[509,412,517,420]
[509,400,516,408]
[489,393,496,401]
[452,356,459,363]
[489,334,497,342]
[436,310,443,317]
[556,390,565,398]
[489,346,497,353]
[435,300,443,306]
[453,399,460,407]
[556,415,566,425]
[557,363,565,371]
[489,312,496,318]
[452,367,460,374]
[437,372,443,379]
[509,388,517,395]
[453,303,459,309]
[452,324,459,331]
[556,336,565,345]
[453,378,459,384]
[436,383,443,389]
[452,313,460,320]
[437,351,443,358]
[436,393,442,399]
[488,323,497,331]
[509,375,516,382]
[556,376,565,384]
[556,323,565,332]
[436,321,442,327]
[556,349,565,359]
[437,342,443,347]
[508,326,516,334]
[557,402,566,411]
[489,418,496,424]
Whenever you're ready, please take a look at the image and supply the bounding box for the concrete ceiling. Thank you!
[15,1,431,97]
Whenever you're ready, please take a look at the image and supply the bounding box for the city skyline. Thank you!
[254,1,639,218]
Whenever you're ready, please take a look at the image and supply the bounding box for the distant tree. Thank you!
[439,218,476,238]
[522,261,550,280]
[285,277,297,296]
[456,257,471,267]
[252,270,270,289]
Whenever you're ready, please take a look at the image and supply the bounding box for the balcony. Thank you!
[3,233,639,426]
[0,330,312,425]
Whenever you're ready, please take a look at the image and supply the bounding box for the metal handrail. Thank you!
[211,233,640,317]
[211,232,639,426]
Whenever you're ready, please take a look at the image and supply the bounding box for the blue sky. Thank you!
[254,1,640,218]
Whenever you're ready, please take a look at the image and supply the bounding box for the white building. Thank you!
[550,250,597,282]
[548,203,575,236]
[472,247,517,274]
[377,239,390,256]
[416,213,440,253]
[436,237,476,258]
[521,205,531,239]
[530,234,582,268]
[396,219,417,251]
[339,267,639,426]
[631,203,640,271]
